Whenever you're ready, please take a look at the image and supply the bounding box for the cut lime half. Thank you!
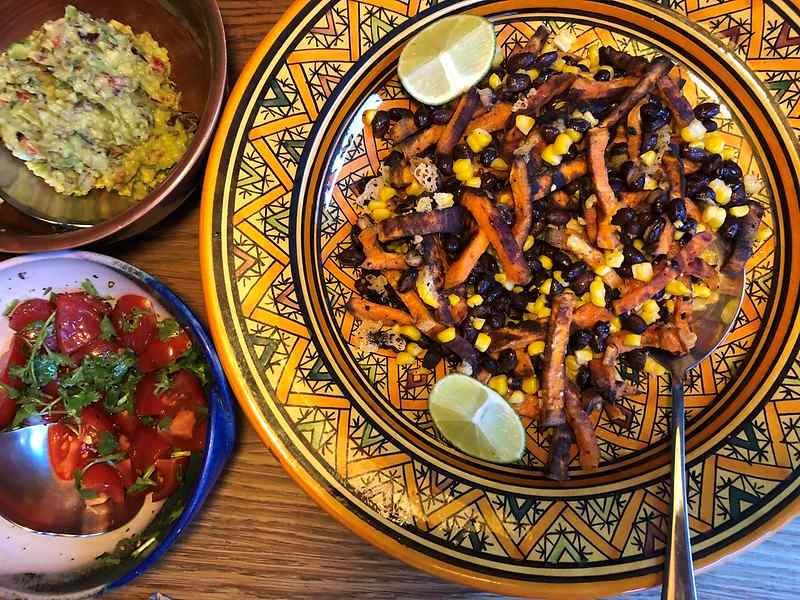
[428,374,526,463]
[398,15,496,106]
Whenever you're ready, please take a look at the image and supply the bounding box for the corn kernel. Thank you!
[755,223,771,243]
[367,199,387,211]
[689,140,705,150]
[680,119,707,142]
[665,280,691,296]
[522,376,540,394]
[513,286,524,293]
[721,298,739,324]
[406,342,424,358]
[532,299,551,318]
[491,157,509,170]
[509,390,526,405]
[583,110,599,127]
[378,186,396,202]
[527,340,546,356]
[453,158,474,181]
[729,205,750,218]
[404,180,425,197]
[467,128,493,153]
[644,357,667,376]
[488,73,502,90]
[665,298,676,314]
[605,249,625,269]
[610,316,621,333]
[372,208,392,221]
[721,146,738,161]
[396,351,415,365]
[465,176,483,188]
[639,150,657,167]
[494,273,507,284]
[553,57,566,72]
[448,294,461,306]
[709,178,732,205]
[639,299,661,325]
[541,144,562,166]
[539,278,553,295]
[692,283,712,299]
[567,234,593,256]
[436,327,456,343]
[488,374,508,396]
[642,176,658,190]
[623,333,642,347]
[674,230,685,241]
[553,271,567,286]
[539,255,553,270]
[695,223,707,233]
[633,239,644,250]
[526,67,540,80]
[399,325,421,341]
[515,114,535,135]
[632,262,654,282]
[475,332,492,352]
[565,128,582,143]
[471,317,486,329]
[363,109,377,126]
[594,264,611,276]
[703,204,727,231]
[575,347,593,365]
[497,191,513,205]
[588,44,600,68]
[523,235,535,252]
[466,294,484,307]
[590,277,606,307]
[553,133,573,155]
[704,132,725,155]
[565,355,579,380]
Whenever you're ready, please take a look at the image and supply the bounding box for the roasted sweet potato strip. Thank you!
[674,230,713,270]
[546,424,574,481]
[377,206,465,241]
[570,75,639,100]
[662,152,686,200]
[444,231,489,289]
[657,74,695,130]
[510,24,549,57]
[542,292,577,426]
[618,191,651,208]
[358,228,408,270]
[346,296,414,326]
[600,57,673,128]
[436,87,480,156]
[722,203,765,276]
[532,158,588,201]
[466,102,513,133]
[514,350,535,377]
[522,73,576,116]
[598,47,647,75]
[400,124,445,159]
[421,236,454,324]
[627,99,646,160]
[573,303,615,329]
[613,261,678,314]
[654,220,675,256]
[461,191,531,284]
[587,127,619,249]
[642,322,697,354]
[584,204,597,242]
[517,394,540,418]
[386,116,417,144]
[549,190,576,209]
[564,382,600,471]
[489,323,547,352]
[510,157,534,246]
[685,257,720,289]
[564,234,624,289]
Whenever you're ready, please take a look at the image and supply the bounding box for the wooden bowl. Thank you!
[0,0,227,253]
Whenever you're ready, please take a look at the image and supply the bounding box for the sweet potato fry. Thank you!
[685,257,719,289]
[510,157,534,246]
[662,152,686,200]
[400,124,445,159]
[522,73,576,116]
[377,206,465,241]
[600,57,673,128]
[642,322,697,354]
[587,127,619,249]
[386,116,417,144]
[421,236,454,324]
[570,75,639,100]
[542,292,577,426]
[436,87,480,156]
[532,158,588,201]
[653,220,674,256]
[618,191,651,208]
[564,382,600,471]
[656,74,695,130]
[510,24,550,57]
[549,190,576,210]
[674,229,713,270]
[722,203,765,276]
[358,228,408,270]
[466,102,513,133]
[517,394,541,418]
[444,231,489,289]
[627,99,646,160]
[489,323,547,352]
[613,261,678,314]
[346,296,414,326]
[584,204,598,242]
[573,303,615,329]
[598,47,647,75]
[461,191,531,284]
[514,350,535,377]
[546,424,574,481]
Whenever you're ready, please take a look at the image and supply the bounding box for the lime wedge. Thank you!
[398,15,496,106]
[429,374,526,463]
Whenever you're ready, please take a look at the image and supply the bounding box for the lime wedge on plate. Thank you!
[428,374,525,463]
[398,15,496,105]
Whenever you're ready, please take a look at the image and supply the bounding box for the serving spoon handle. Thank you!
[662,370,698,600]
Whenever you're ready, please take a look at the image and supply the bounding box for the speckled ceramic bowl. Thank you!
[0,252,236,598]
[0,0,227,253]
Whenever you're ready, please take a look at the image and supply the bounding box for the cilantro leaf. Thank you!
[81,279,100,296]
[100,315,117,341]
[157,319,180,342]
[63,388,101,417]
[97,431,119,456]
[127,465,158,495]
[10,312,56,388]
[12,401,40,428]
[120,307,146,333]
[2,299,19,317]
[154,369,172,395]
[157,415,173,431]
[32,353,71,387]
[75,469,99,500]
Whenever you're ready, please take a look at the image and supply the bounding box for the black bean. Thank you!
[440,178,461,196]
[576,366,591,389]
[436,154,453,175]
[718,219,739,241]
[482,173,500,193]
[532,269,550,287]
[716,160,743,184]
[462,325,479,344]
[643,116,669,132]
[395,269,416,293]
[511,293,530,311]
[531,68,554,87]
[478,253,499,273]
[497,349,518,374]
[530,201,546,223]
[507,51,537,72]
[570,329,593,351]
[563,261,588,281]
[730,184,747,205]
[544,209,571,227]
[541,125,560,144]
[413,105,431,128]
[571,271,594,295]
[594,68,611,81]
[534,51,558,68]
[682,145,708,163]
[497,203,515,226]
[487,313,504,330]
[686,173,710,197]
[389,107,412,121]
[431,107,453,125]
[620,313,647,334]
[441,235,461,255]
[668,198,687,223]
[643,218,665,246]
[505,72,531,93]
[680,218,697,234]
[622,245,646,265]
[566,118,590,134]
[693,101,720,120]
[372,110,389,137]
[480,146,498,167]
[620,349,647,371]
[550,279,564,295]
[612,207,638,226]
[641,132,658,153]
[476,278,491,295]
[616,265,633,279]
[609,177,625,194]
[422,348,442,369]
[499,89,519,102]
[481,355,501,374]
[551,250,572,271]
[454,144,473,161]
[702,119,718,132]
[591,321,610,353]
[622,220,643,239]
[693,186,716,205]
[339,245,365,267]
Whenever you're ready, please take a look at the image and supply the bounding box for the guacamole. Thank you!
[0,6,194,198]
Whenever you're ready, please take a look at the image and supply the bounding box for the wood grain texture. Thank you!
[26,1,800,598]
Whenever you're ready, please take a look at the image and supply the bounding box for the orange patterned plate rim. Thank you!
[200,0,800,596]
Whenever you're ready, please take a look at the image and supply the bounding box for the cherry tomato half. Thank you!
[70,338,121,362]
[81,463,125,505]
[137,330,191,373]
[131,427,171,474]
[173,417,207,453]
[135,369,205,418]
[115,458,136,488]
[152,457,187,502]
[79,405,115,449]
[9,299,55,332]
[111,295,157,354]
[2,335,30,389]
[55,292,108,355]
[112,410,139,438]
[0,387,14,428]
[48,423,82,481]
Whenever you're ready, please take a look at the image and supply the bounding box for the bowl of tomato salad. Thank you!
[0,251,235,598]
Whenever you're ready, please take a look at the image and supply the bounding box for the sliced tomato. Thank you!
[79,405,115,449]
[2,335,30,388]
[112,410,139,438]
[111,295,157,354]
[81,463,125,505]
[48,423,82,481]
[54,292,108,355]
[0,387,15,428]
[151,457,187,502]
[115,458,136,488]
[167,409,196,440]
[131,427,171,474]
[9,299,55,332]
[135,369,204,418]
[173,417,207,452]
[70,338,121,362]
[137,330,191,372]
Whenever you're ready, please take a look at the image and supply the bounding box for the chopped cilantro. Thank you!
[81,279,100,296]
[139,416,157,427]
[2,299,19,317]
[74,470,99,500]
[97,431,118,456]
[153,346,211,392]
[154,369,172,395]
[120,307,147,333]
[127,465,158,495]
[158,415,173,431]
[9,312,57,388]
[63,388,101,417]
[100,315,117,341]
[157,319,181,342]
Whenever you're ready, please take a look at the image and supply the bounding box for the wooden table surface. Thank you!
[97,1,800,598]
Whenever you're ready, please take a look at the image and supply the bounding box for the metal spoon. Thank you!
[0,424,135,535]
[653,271,745,600]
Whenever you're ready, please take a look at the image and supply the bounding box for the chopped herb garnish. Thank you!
[153,346,210,391]
[8,312,58,388]
[120,307,147,333]
[158,415,173,431]
[157,319,181,342]
[100,315,117,341]
[140,416,157,427]
[81,279,100,296]
[97,431,119,456]
[75,470,99,500]
[63,388,101,417]
[154,369,173,394]
[127,464,158,495]
[2,299,19,317]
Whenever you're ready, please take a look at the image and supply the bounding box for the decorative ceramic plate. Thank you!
[201,0,800,596]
